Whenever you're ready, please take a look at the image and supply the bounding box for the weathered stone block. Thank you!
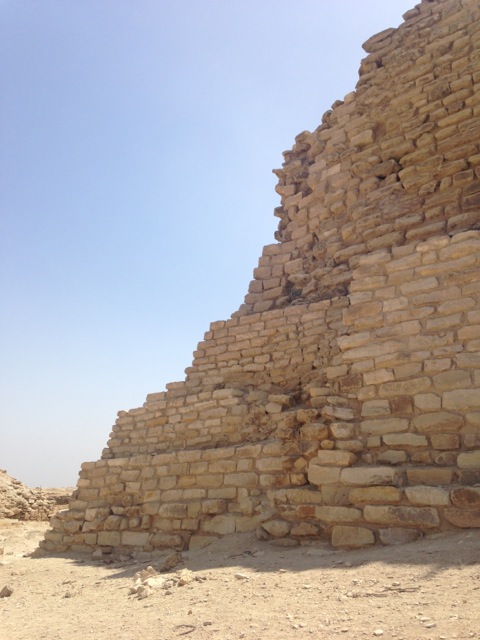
[331,525,375,548]
[310,451,357,466]
[378,450,408,465]
[314,506,362,523]
[457,451,480,468]
[349,486,402,504]
[262,519,291,537]
[121,531,150,547]
[406,468,453,485]
[383,433,427,447]
[444,508,480,528]
[200,515,236,535]
[413,412,463,433]
[340,466,400,486]
[363,505,440,528]
[443,389,480,410]
[405,486,451,506]
[307,465,341,486]
[97,531,121,547]
[379,528,421,545]
[361,418,409,435]
[450,487,480,508]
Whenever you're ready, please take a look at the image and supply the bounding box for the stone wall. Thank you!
[42,0,480,554]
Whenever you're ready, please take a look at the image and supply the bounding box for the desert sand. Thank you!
[1,517,479,640]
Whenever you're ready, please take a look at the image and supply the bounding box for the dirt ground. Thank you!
[1,518,479,640]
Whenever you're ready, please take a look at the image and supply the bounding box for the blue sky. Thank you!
[1,1,408,487]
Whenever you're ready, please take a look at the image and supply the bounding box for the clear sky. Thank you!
[1,1,408,487]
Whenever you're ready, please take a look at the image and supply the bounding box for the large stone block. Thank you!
[307,465,341,486]
[413,412,463,433]
[379,528,421,545]
[406,468,453,485]
[361,418,409,435]
[97,531,121,547]
[331,525,375,548]
[200,515,236,535]
[443,389,480,410]
[349,486,402,504]
[457,451,480,468]
[340,466,400,486]
[363,505,440,528]
[444,509,480,528]
[121,531,150,547]
[310,451,357,466]
[405,486,451,506]
[314,506,362,523]
[450,487,480,508]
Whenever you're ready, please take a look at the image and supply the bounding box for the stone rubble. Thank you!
[0,470,72,521]
[41,0,480,555]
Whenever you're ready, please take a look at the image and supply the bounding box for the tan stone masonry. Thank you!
[43,0,480,553]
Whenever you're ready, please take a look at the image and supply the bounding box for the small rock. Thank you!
[373,631,384,637]
[0,585,13,598]
[234,573,249,580]
[203,620,213,626]
[177,569,195,586]
[161,552,183,572]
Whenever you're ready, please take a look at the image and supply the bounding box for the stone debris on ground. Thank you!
[129,565,201,599]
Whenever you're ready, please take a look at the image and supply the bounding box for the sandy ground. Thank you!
[1,518,479,640]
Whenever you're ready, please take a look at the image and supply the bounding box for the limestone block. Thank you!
[405,486,451,506]
[307,465,341,486]
[430,434,460,450]
[310,451,357,466]
[262,519,291,537]
[290,522,320,536]
[443,389,480,410]
[300,423,329,440]
[201,500,227,515]
[314,506,362,523]
[451,487,480,508]
[349,486,402,504]
[121,531,150,547]
[433,369,472,390]
[444,509,480,528]
[379,528,421,545]
[336,440,364,452]
[363,369,395,385]
[361,400,391,417]
[377,450,408,465]
[224,472,258,487]
[200,515,236,535]
[382,433,428,447]
[457,451,480,468]
[97,531,121,547]
[364,505,440,528]
[379,378,432,397]
[413,412,463,433]
[331,525,375,548]
[151,533,184,549]
[330,423,355,439]
[407,468,453,485]
[361,418,409,435]
[340,466,400,486]
[414,393,442,411]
